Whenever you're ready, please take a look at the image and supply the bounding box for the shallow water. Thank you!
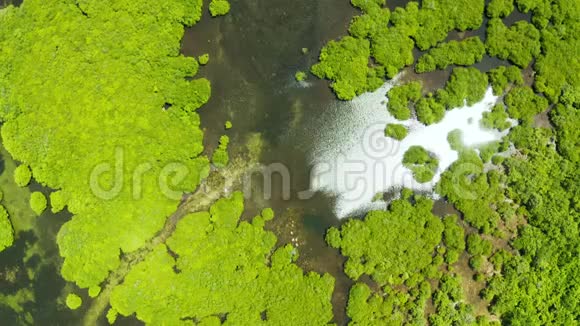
[308,85,508,218]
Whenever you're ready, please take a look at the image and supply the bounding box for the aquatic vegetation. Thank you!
[386,81,422,120]
[486,18,541,68]
[385,123,408,140]
[88,286,101,298]
[0,288,35,324]
[110,193,335,325]
[0,205,14,252]
[402,146,439,183]
[224,120,233,130]
[212,135,230,168]
[295,71,307,81]
[198,53,210,65]
[447,129,465,152]
[416,37,486,73]
[13,165,31,187]
[66,293,82,310]
[29,192,47,216]
[209,0,230,17]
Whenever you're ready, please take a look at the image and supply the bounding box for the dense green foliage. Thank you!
[488,65,524,95]
[326,195,443,284]
[13,164,32,187]
[504,86,549,125]
[415,96,445,125]
[467,234,493,257]
[413,0,485,50]
[402,146,439,183]
[319,1,580,325]
[110,192,335,324]
[436,67,489,109]
[437,150,510,233]
[386,81,422,120]
[486,18,541,67]
[314,0,486,99]
[209,0,230,17]
[0,0,577,324]
[550,103,579,163]
[429,274,480,325]
[481,123,580,324]
[533,7,580,103]
[481,104,511,131]
[385,123,408,140]
[311,36,381,100]
[29,192,47,216]
[442,215,465,264]
[416,37,485,73]
[0,0,211,289]
[347,281,432,325]
[0,205,14,252]
[487,0,515,18]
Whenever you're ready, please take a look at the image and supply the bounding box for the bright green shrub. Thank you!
[209,0,230,17]
[30,192,47,216]
[385,123,408,140]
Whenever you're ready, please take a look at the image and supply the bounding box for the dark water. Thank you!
[182,1,358,322]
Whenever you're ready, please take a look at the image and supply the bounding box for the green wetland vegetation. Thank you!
[0,0,578,325]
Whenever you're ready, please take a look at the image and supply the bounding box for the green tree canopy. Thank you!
[385,123,408,140]
[29,192,47,216]
[486,19,541,67]
[0,0,210,289]
[13,165,32,187]
[416,37,486,73]
[403,146,439,183]
[0,205,14,252]
[327,195,444,285]
[110,192,335,324]
[387,81,422,120]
